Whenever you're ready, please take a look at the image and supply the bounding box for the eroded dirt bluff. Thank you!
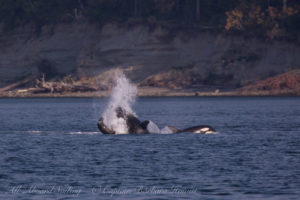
[239,69,300,95]
[0,22,299,91]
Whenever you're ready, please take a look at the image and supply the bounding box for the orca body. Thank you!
[98,117,115,134]
[167,125,216,134]
[98,107,216,134]
[98,107,150,134]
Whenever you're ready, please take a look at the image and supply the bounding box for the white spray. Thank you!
[102,71,138,134]
[101,70,173,134]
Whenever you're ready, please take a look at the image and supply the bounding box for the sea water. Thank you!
[0,97,299,199]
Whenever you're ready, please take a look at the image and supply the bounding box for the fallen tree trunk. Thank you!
[0,76,37,93]
[27,87,50,94]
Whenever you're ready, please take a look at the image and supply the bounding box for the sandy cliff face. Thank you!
[239,69,300,95]
[0,22,299,90]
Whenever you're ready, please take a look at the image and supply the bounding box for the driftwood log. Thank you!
[0,74,106,95]
[34,75,98,93]
[0,76,37,93]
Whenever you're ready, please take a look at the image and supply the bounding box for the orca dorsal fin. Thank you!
[140,120,150,129]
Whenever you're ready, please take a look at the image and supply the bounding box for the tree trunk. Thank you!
[134,0,138,17]
[283,0,287,13]
[0,76,37,93]
[196,0,200,20]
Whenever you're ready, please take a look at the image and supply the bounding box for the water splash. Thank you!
[102,71,138,134]
[146,120,160,133]
[160,126,174,134]
[101,71,174,134]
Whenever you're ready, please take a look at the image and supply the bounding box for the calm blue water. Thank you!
[0,97,299,200]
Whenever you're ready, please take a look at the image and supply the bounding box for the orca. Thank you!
[97,117,115,134]
[98,107,150,134]
[166,125,216,134]
[97,107,216,134]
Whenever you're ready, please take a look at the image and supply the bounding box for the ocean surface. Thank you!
[0,97,299,200]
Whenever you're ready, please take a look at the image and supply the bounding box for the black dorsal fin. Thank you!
[140,120,150,129]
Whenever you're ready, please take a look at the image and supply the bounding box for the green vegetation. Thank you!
[0,0,299,39]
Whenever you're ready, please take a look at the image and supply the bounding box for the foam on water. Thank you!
[68,131,99,135]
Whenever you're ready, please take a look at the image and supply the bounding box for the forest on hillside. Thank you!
[0,0,299,40]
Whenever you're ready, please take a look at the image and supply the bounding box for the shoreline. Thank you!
[0,89,299,98]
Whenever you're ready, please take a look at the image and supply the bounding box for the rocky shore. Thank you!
[1,69,300,98]
[1,70,300,98]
